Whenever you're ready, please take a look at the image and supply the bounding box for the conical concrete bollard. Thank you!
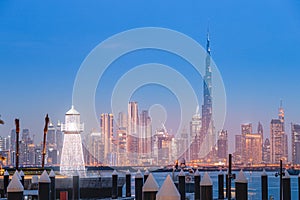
[156,175,180,200]
[112,170,118,199]
[13,170,21,181]
[200,172,213,200]
[143,173,159,200]
[49,169,56,200]
[194,169,200,200]
[39,170,51,200]
[7,172,24,200]
[19,170,24,186]
[135,169,143,200]
[235,170,248,200]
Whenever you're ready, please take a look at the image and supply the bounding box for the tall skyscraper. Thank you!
[56,121,63,164]
[270,103,288,163]
[190,107,201,161]
[20,129,34,166]
[88,131,104,165]
[243,133,262,164]
[217,130,228,161]
[100,113,114,163]
[127,102,139,164]
[199,30,216,159]
[60,105,85,172]
[262,138,271,163]
[291,123,300,164]
[234,123,262,164]
[139,110,152,156]
[47,122,56,147]
[10,129,16,166]
[116,112,128,165]
[153,127,172,165]
[258,122,263,140]
[241,123,252,135]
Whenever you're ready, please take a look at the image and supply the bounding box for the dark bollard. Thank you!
[7,173,24,200]
[73,174,80,200]
[261,169,268,200]
[298,174,300,200]
[194,169,200,200]
[135,170,143,200]
[283,170,291,200]
[49,169,56,200]
[235,170,248,200]
[126,170,131,197]
[228,154,233,200]
[4,170,9,195]
[225,173,228,198]
[112,170,118,199]
[200,172,213,200]
[143,173,159,200]
[19,170,24,186]
[178,169,186,200]
[144,169,149,183]
[39,170,51,200]
[218,170,224,199]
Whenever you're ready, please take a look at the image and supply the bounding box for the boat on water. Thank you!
[287,168,300,175]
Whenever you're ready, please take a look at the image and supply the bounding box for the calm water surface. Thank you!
[149,171,298,200]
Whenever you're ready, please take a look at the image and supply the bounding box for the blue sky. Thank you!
[0,0,300,153]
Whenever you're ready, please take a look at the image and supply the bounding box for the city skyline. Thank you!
[1,1,300,156]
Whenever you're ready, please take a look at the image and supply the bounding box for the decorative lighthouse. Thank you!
[60,105,85,173]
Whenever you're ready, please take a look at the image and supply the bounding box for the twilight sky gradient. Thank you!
[0,1,300,154]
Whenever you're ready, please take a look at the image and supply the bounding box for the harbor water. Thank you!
[126,171,299,200]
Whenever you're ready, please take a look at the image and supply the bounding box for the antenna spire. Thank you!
[206,25,211,55]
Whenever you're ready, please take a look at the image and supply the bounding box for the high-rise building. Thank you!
[56,121,63,164]
[47,122,56,146]
[139,110,152,156]
[46,122,56,165]
[244,133,262,164]
[20,129,34,166]
[258,122,263,140]
[234,123,262,164]
[116,112,128,165]
[88,132,104,165]
[190,108,201,161]
[217,130,228,161]
[200,31,216,159]
[291,123,300,164]
[60,105,85,172]
[10,129,16,166]
[234,135,243,164]
[127,102,139,164]
[241,123,252,135]
[270,104,288,163]
[34,144,42,166]
[262,138,271,163]
[153,127,172,165]
[100,113,114,163]
[116,127,127,165]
